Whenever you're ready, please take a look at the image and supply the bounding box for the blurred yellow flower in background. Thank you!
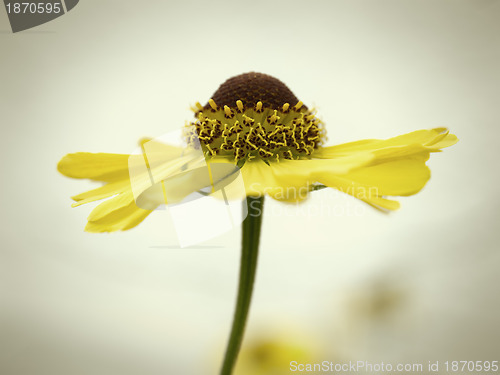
[233,330,323,375]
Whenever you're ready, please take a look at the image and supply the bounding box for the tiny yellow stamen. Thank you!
[294,101,303,110]
[268,110,279,124]
[188,101,324,162]
[206,144,216,156]
[209,99,218,110]
[257,133,268,145]
[306,114,315,122]
[258,148,273,158]
[242,114,255,125]
[247,139,258,150]
[282,103,290,112]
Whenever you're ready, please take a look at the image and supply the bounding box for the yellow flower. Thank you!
[57,72,457,232]
[233,333,321,375]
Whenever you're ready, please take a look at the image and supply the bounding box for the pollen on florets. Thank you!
[186,72,326,162]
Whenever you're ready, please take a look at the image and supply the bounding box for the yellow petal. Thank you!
[129,152,206,203]
[71,179,130,207]
[130,155,236,206]
[364,196,401,211]
[85,192,154,232]
[314,173,402,211]
[58,152,130,182]
[428,132,458,149]
[87,192,135,222]
[241,160,305,202]
[340,159,431,196]
[241,152,374,202]
[308,128,457,210]
[58,141,185,183]
[139,138,184,161]
[314,158,431,211]
[316,128,458,159]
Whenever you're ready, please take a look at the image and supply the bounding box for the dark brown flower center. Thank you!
[187,72,325,162]
[205,72,303,110]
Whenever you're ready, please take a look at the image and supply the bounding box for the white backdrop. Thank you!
[1,1,499,374]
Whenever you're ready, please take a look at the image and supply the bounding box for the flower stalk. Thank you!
[220,195,265,375]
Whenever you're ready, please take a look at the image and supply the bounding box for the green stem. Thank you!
[220,196,265,375]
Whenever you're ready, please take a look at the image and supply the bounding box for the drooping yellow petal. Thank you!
[58,140,186,183]
[129,152,207,204]
[57,153,130,182]
[316,128,458,159]
[308,128,457,210]
[341,158,431,196]
[130,155,237,206]
[241,160,304,202]
[314,172,402,212]
[364,196,401,211]
[87,192,134,222]
[64,143,225,233]
[314,158,431,211]
[85,192,154,233]
[71,179,130,207]
[241,152,374,202]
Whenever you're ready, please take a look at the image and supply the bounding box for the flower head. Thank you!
[57,72,457,232]
[187,72,325,162]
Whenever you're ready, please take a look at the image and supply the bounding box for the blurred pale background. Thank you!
[1,0,499,374]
